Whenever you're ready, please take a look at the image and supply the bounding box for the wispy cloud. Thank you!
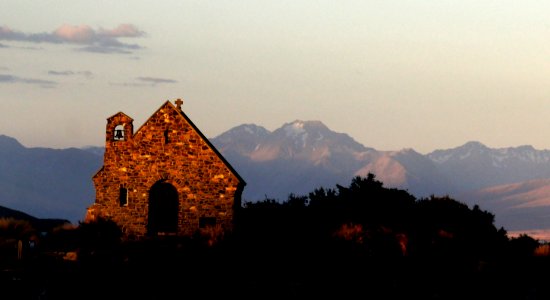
[0,42,42,50]
[0,24,145,54]
[77,46,133,54]
[136,77,178,84]
[48,70,93,78]
[110,76,178,87]
[110,82,146,87]
[0,74,56,87]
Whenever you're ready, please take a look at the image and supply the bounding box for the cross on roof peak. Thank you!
[175,98,183,110]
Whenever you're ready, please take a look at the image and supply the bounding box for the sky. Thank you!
[1,1,550,154]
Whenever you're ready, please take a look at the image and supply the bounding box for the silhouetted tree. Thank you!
[508,233,539,257]
[411,195,508,259]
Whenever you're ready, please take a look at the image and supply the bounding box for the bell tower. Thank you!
[105,112,134,143]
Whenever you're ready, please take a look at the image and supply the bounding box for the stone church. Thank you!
[85,99,245,239]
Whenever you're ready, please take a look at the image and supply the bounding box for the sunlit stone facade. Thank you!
[85,99,245,239]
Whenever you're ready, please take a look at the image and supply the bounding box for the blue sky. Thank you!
[1,1,549,153]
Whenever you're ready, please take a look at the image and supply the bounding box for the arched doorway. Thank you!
[148,181,179,235]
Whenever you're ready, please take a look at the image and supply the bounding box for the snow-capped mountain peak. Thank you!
[282,120,307,146]
[211,124,270,155]
[428,141,550,166]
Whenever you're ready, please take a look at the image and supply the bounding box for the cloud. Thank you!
[0,74,56,87]
[48,70,74,76]
[48,70,93,78]
[77,46,133,54]
[110,82,146,87]
[0,24,145,54]
[0,74,16,82]
[53,24,95,43]
[136,77,178,84]
[110,76,178,87]
[99,24,144,38]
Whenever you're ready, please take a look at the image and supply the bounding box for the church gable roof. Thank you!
[134,100,246,185]
[106,111,133,121]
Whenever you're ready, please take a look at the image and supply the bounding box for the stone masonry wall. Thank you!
[86,101,243,239]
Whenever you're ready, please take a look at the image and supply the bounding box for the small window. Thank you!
[119,187,128,206]
[164,129,170,144]
[199,217,216,228]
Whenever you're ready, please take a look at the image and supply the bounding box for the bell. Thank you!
[114,129,124,140]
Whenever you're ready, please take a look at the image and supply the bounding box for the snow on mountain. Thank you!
[283,120,307,140]
[426,141,550,193]
[428,141,489,163]
[429,141,550,166]
[211,123,270,156]
[211,120,455,201]
[238,120,371,167]
[211,120,379,201]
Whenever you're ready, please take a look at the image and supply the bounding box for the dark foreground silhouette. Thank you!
[2,175,548,299]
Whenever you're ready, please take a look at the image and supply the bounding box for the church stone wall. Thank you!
[86,100,244,240]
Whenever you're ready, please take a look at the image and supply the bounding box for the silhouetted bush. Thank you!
[76,217,122,266]
[7,173,550,299]
[0,218,36,263]
[0,217,35,239]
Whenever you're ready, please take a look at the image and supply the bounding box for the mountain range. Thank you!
[2,121,550,237]
[0,135,101,224]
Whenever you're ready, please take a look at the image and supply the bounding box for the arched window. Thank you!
[114,124,125,141]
